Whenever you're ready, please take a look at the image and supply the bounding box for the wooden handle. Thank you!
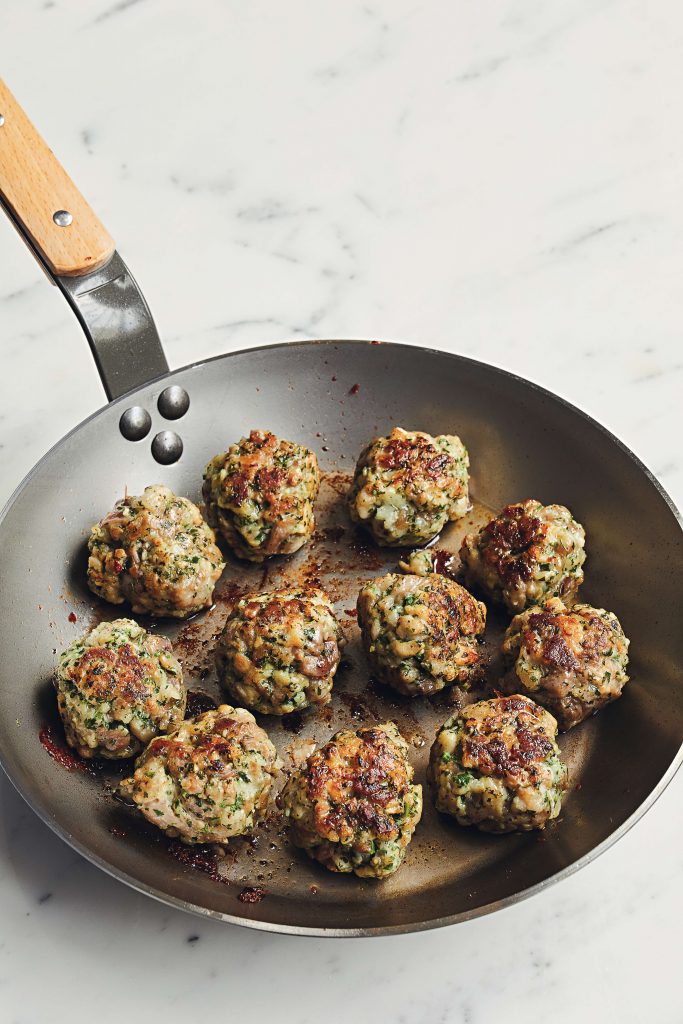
[0,80,115,277]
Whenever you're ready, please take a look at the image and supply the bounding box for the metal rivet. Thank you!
[157,385,190,420]
[53,209,73,227]
[151,430,183,465]
[119,406,152,441]
[0,114,4,127]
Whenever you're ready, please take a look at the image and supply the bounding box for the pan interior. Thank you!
[0,341,680,934]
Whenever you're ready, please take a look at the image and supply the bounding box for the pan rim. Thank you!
[1,337,681,938]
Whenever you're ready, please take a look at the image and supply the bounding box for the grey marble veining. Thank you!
[0,1,681,1021]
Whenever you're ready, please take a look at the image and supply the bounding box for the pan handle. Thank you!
[0,79,115,277]
[0,79,169,399]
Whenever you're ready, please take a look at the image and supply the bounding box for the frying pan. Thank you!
[0,80,681,937]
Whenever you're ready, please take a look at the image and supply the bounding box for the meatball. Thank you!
[347,427,469,546]
[119,705,280,844]
[500,596,630,730]
[428,695,568,833]
[397,547,437,576]
[56,619,186,759]
[398,547,456,578]
[356,572,486,697]
[203,430,320,562]
[87,484,224,619]
[215,586,343,715]
[279,723,422,878]
[460,499,586,613]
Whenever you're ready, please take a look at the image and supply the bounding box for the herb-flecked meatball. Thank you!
[347,427,469,546]
[398,547,457,578]
[428,695,568,833]
[357,572,486,697]
[500,596,630,730]
[460,499,586,613]
[56,619,186,759]
[203,430,320,562]
[398,547,439,576]
[279,723,422,879]
[119,705,280,844]
[87,485,225,619]
[215,586,343,715]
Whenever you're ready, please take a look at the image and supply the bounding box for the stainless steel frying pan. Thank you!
[1,81,681,937]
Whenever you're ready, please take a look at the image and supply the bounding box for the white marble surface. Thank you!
[0,1,681,1020]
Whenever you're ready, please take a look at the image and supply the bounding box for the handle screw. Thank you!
[0,114,4,127]
[53,209,73,227]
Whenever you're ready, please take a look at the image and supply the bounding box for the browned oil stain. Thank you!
[281,711,305,734]
[39,724,101,775]
[185,690,218,719]
[167,841,229,884]
[238,885,266,903]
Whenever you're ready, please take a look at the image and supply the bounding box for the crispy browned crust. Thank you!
[303,726,412,844]
[471,502,548,587]
[523,609,581,671]
[524,607,611,669]
[238,589,338,678]
[460,696,556,789]
[357,575,485,649]
[148,711,270,784]
[224,431,298,503]
[427,577,486,640]
[72,645,149,703]
[361,429,458,504]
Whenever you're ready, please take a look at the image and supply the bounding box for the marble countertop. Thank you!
[1,2,681,1021]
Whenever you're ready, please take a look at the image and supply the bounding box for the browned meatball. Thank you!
[119,705,280,844]
[500,596,630,730]
[357,572,486,696]
[56,619,186,759]
[460,499,586,613]
[87,485,224,619]
[279,722,422,878]
[203,430,320,562]
[215,586,343,715]
[429,695,569,832]
[347,427,470,546]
